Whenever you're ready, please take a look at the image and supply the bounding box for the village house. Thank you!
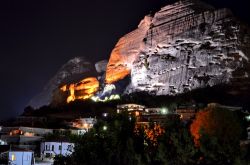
[40,140,74,162]
[0,147,35,165]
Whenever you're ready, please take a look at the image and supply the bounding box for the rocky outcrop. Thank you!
[95,60,108,73]
[105,16,152,84]
[62,77,100,103]
[29,0,250,107]
[106,0,250,96]
[28,57,97,108]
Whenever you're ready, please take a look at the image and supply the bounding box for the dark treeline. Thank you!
[53,106,249,165]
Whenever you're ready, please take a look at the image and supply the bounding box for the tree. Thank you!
[71,113,146,165]
[54,155,72,165]
[54,106,247,165]
[190,106,244,164]
[153,117,197,165]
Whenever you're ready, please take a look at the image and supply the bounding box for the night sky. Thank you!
[0,0,249,120]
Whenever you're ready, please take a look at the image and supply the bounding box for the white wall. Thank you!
[8,151,34,165]
[71,129,87,135]
[41,141,74,159]
[247,127,250,140]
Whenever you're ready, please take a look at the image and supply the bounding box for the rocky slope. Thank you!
[28,57,105,108]
[106,0,250,96]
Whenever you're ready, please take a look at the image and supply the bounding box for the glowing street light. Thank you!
[161,108,168,115]
[103,125,108,131]
[103,113,108,117]
[246,115,250,121]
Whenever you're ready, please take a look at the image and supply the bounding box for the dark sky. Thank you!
[0,0,249,120]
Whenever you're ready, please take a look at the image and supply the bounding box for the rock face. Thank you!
[105,16,152,84]
[29,0,250,107]
[61,77,100,103]
[95,60,108,73]
[106,0,250,96]
[29,57,97,108]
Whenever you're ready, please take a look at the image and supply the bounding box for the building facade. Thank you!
[40,141,74,160]
[0,149,35,165]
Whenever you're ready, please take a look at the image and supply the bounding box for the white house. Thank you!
[40,141,74,161]
[247,127,250,140]
[0,149,35,165]
[70,129,87,135]
[117,104,146,113]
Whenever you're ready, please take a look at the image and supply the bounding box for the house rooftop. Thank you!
[9,147,33,152]
[43,136,73,143]
[0,146,33,153]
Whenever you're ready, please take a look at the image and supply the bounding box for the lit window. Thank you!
[161,108,168,114]
[11,154,16,161]
[83,123,88,128]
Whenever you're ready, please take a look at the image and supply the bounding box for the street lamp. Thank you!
[103,113,108,117]
[246,115,250,121]
[103,125,108,131]
[161,108,168,114]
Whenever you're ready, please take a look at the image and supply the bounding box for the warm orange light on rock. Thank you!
[105,39,133,84]
[61,77,99,103]
[106,68,131,84]
[60,85,67,92]
[105,16,151,84]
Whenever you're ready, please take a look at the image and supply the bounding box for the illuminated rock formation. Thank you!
[95,60,108,73]
[29,0,250,107]
[62,77,100,103]
[29,57,97,108]
[106,16,152,84]
[106,0,250,96]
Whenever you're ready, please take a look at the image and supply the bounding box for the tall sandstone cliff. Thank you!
[106,0,250,96]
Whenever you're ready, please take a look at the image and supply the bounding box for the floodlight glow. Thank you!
[103,113,108,117]
[91,94,120,102]
[246,115,250,121]
[161,108,168,114]
[103,126,108,131]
